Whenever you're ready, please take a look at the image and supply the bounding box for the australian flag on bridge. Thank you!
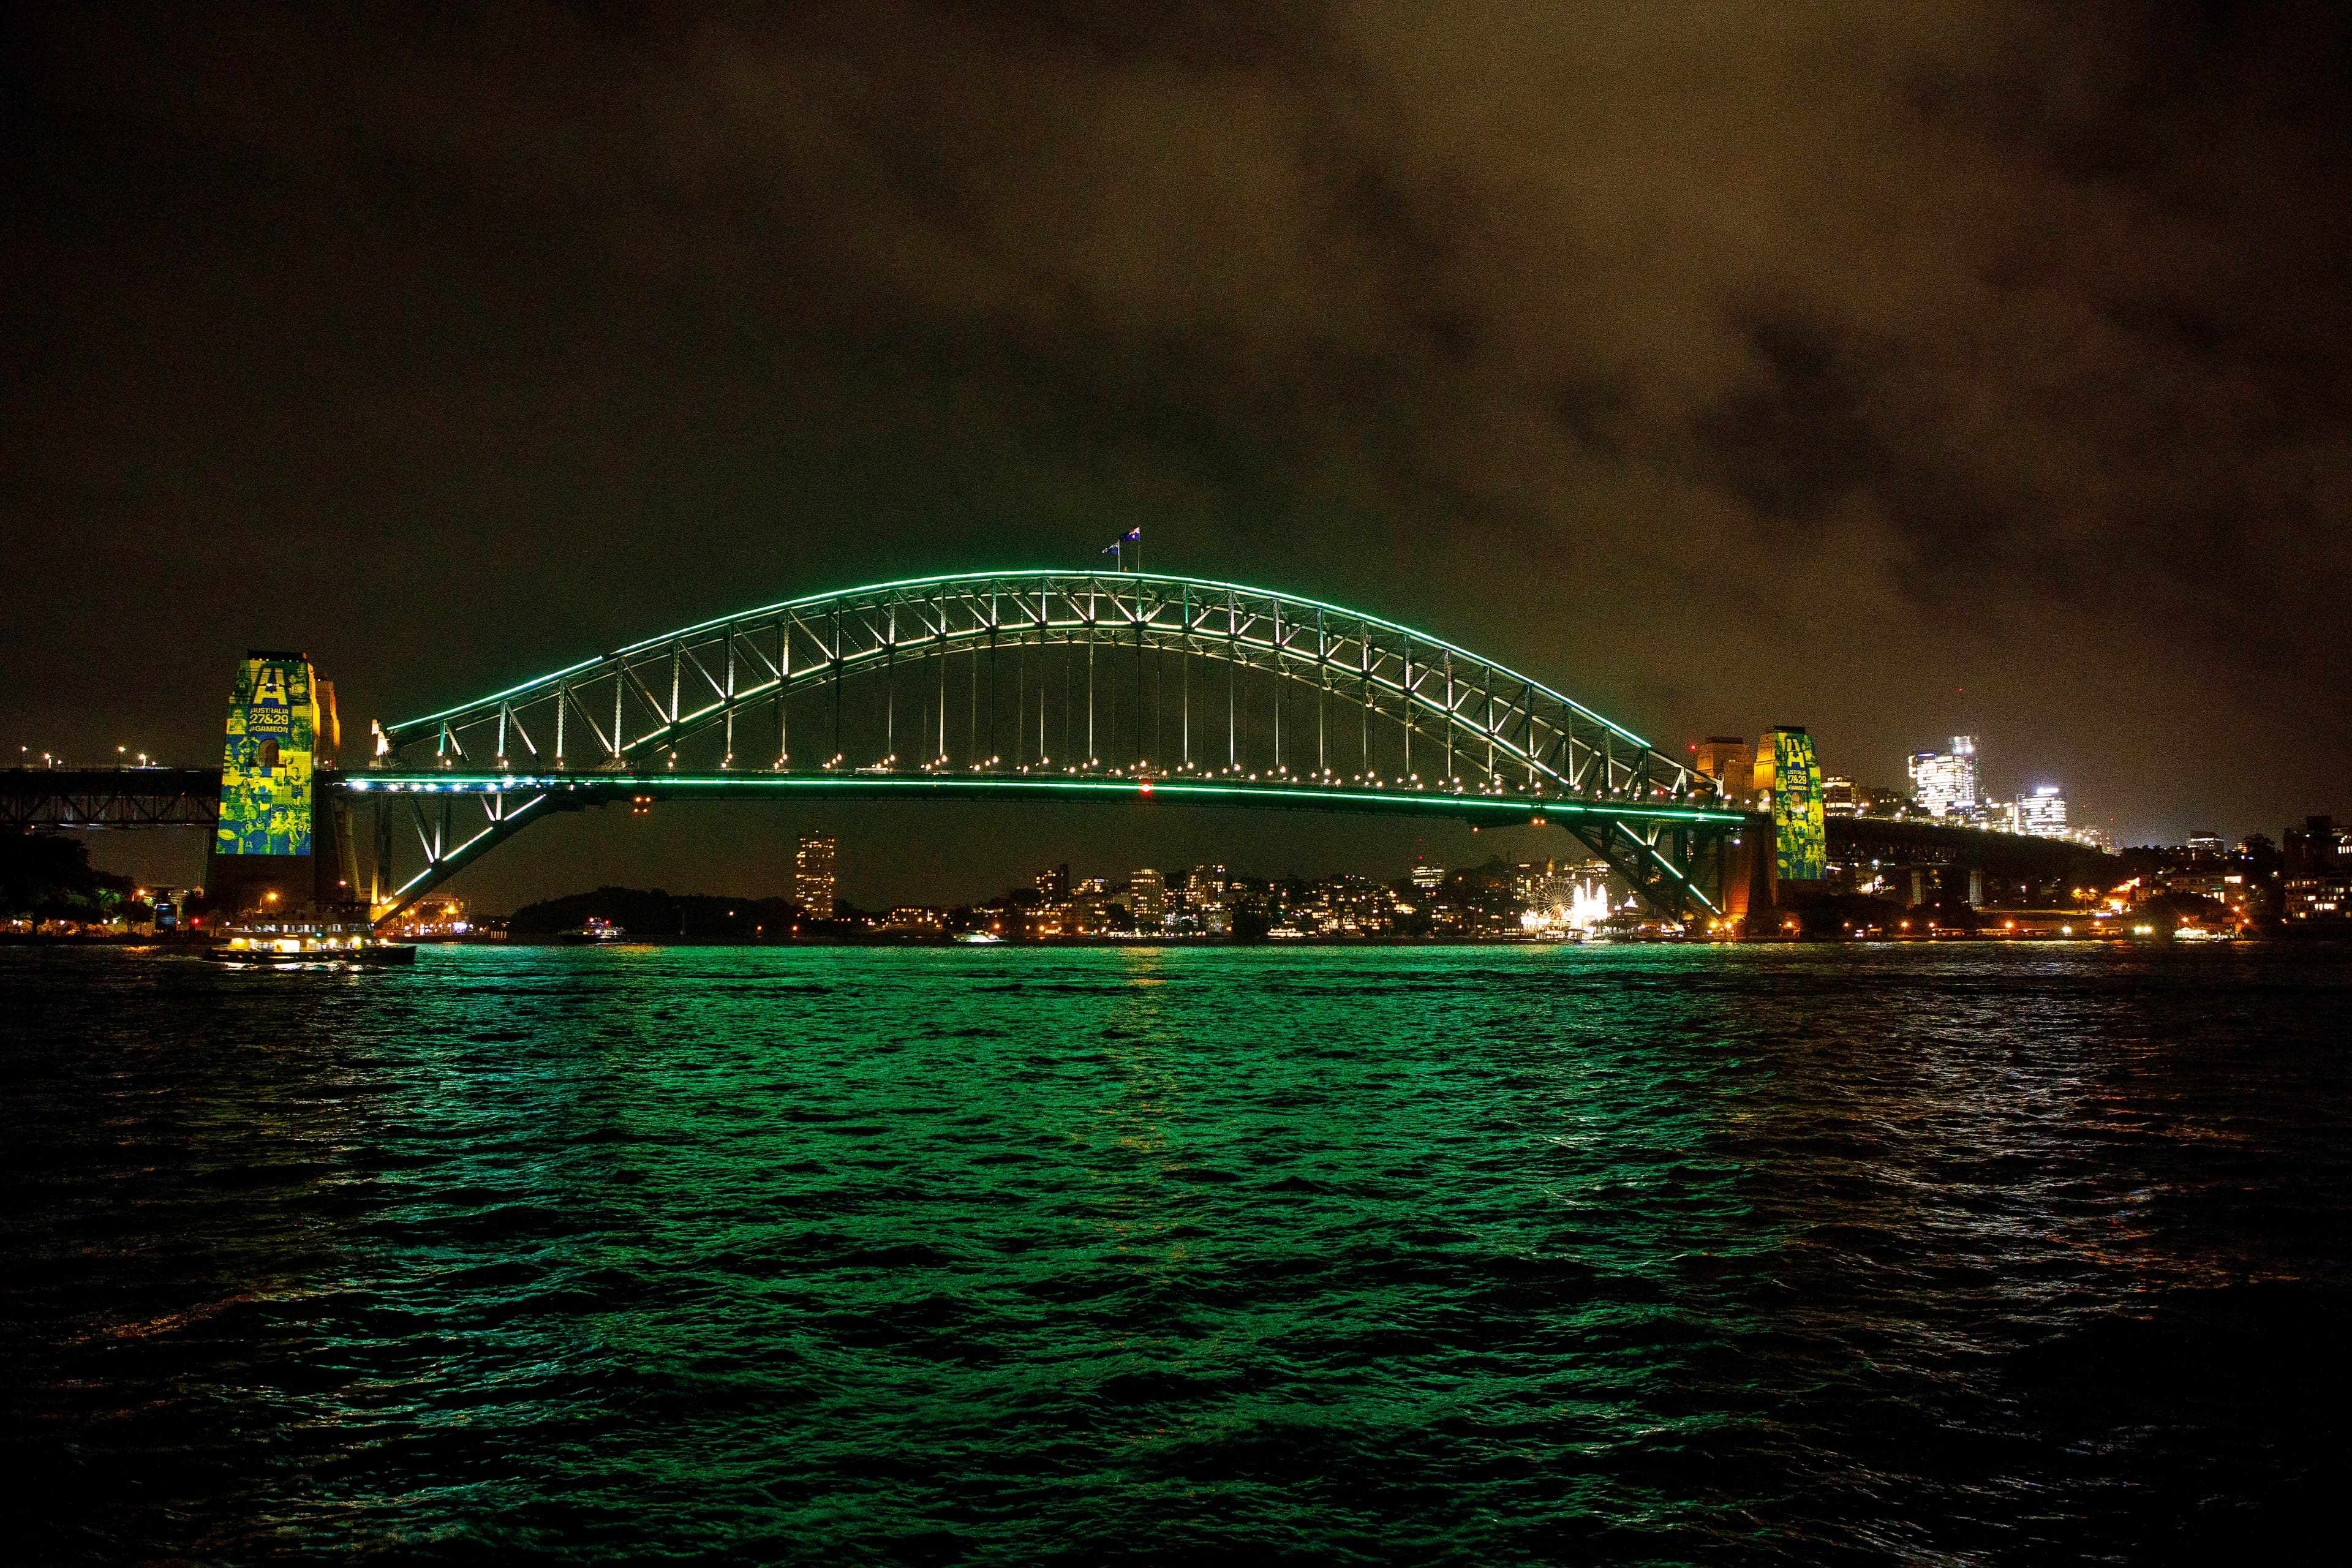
[1101,527,1142,571]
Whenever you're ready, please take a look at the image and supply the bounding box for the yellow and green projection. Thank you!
[217,655,316,856]
[1772,728,1826,883]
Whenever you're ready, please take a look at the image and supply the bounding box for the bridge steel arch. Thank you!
[356,570,1739,924]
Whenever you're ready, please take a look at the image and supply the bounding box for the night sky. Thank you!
[7,4,2348,909]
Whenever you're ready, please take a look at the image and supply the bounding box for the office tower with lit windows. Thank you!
[1126,870,1166,927]
[1185,864,1232,932]
[1907,736,1979,818]
[795,832,836,919]
[2016,785,2067,838]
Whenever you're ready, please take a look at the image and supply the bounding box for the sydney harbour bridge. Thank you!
[4,567,2106,929]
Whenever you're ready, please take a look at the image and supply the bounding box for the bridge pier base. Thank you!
[1713,827,1775,935]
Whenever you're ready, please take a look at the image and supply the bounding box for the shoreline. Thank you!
[7,930,2337,951]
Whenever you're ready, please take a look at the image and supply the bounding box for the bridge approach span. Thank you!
[2,767,224,830]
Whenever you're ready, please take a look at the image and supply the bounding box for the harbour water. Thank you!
[4,943,2346,1562]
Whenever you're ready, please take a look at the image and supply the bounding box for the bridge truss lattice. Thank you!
[361,571,1736,922]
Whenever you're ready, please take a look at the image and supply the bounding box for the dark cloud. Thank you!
[1694,315,1894,522]
[4,1,2348,903]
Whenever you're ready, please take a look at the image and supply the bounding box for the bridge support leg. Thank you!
[1559,818,1724,927]
[371,797,392,907]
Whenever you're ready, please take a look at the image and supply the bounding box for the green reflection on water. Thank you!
[18,939,2343,1562]
[290,945,1772,1556]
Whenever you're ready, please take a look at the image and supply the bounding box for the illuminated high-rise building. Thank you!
[1185,864,1232,933]
[2015,785,2067,838]
[1907,736,1979,818]
[1126,869,1167,927]
[795,832,836,919]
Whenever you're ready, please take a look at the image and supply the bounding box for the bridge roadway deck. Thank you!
[2,767,2113,873]
[342,770,1744,829]
[4,767,2111,899]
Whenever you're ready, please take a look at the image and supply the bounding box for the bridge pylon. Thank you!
[202,651,363,918]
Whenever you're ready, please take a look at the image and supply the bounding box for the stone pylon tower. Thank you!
[203,650,361,916]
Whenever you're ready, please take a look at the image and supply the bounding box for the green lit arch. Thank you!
[382,569,1692,791]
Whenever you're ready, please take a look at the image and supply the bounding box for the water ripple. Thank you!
[2,941,2347,1562]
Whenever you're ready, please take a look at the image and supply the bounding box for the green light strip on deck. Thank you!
[344,772,1746,824]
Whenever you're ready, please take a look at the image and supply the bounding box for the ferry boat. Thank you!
[206,910,417,967]
[555,916,627,943]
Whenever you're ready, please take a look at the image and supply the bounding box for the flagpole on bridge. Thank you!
[1100,527,1142,573]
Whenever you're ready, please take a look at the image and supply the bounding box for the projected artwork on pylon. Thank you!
[216,655,315,856]
[1772,728,1826,882]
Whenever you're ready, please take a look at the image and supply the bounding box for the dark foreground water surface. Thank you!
[4,943,2348,1564]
